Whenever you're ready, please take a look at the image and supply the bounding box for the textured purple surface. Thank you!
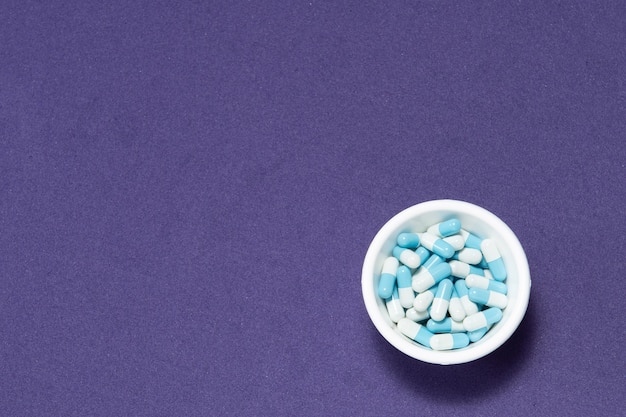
[1,1,625,416]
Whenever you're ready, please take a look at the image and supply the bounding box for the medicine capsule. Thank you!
[413,287,435,312]
[396,232,420,248]
[430,279,453,322]
[386,286,404,323]
[392,246,421,269]
[453,248,483,265]
[430,333,470,350]
[412,262,451,293]
[442,234,465,251]
[398,317,434,348]
[467,325,490,343]
[454,279,479,316]
[406,307,430,322]
[466,274,507,295]
[448,287,466,322]
[449,260,484,278]
[378,257,399,299]
[426,317,465,333]
[480,239,507,281]
[417,232,456,259]
[459,229,483,250]
[396,266,415,309]
[468,288,508,309]
[463,307,503,332]
[427,218,461,238]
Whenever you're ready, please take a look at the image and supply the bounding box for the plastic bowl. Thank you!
[362,200,531,365]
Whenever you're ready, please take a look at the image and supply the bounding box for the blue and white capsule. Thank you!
[463,307,503,332]
[385,286,404,323]
[398,317,434,348]
[396,232,420,249]
[452,248,483,265]
[459,228,483,250]
[392,246,421,269]
[448,287,466,322]
[430,333,470,350]
[396,265,415,309]
[417,232,456,259]
[466,274,507,295]
[413,287,435,312]
[469,288,508,309]
[467,325,491,342]
[427,218,461,238]
[454,279,479,316]
[480,239,507,281]
[426,317,465,333]
[430,279,453,321]
[412,262,451,293]
[449,260,484,278]
[377,256,399,299]
[406,307,430,322]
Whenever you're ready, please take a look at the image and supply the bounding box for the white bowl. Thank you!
[361,200,531,365]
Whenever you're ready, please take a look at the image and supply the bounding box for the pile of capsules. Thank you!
[378,218,508,350]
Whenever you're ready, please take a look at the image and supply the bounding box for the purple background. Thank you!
[1,1,625,416]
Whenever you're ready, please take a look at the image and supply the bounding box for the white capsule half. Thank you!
[448,287,466,322]
[455,248,483,265]
[443,235,465,251]
[406,307,430,322]
[393,246,421,269]
[386,287,404,323]
[466,274,507,294]
[430,333,470,350]
[413,288,435,312]
[430,279,453,322]
[449,260,484,278]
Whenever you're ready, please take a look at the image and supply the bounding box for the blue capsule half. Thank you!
[426,317,465,333]
[461,229,483,250]
[437,218,462,237]
[430,263,452,284]
[467,326,490,342]
[414,246,430,266]
[488,258,507,282]
[396,265,412,289]
[422,254,444,270]
[468,287,490,304]
[377,257,399,299]
[396,232,420,249]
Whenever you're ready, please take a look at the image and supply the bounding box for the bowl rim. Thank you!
[361,199,531,365]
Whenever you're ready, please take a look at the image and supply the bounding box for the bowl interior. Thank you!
[362,200,531,365]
